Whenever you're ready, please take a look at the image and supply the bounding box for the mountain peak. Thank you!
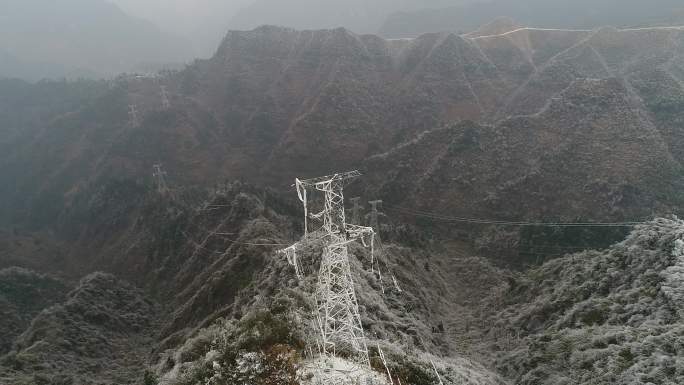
[214,25,367,63]
[466,16,523,38]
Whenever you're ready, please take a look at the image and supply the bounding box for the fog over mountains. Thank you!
[380,0,684,37]
[2,1,684,385]
[3,0,684,81]
[0,0,193,81]
[228,0,469,35]
[109,0,253,57]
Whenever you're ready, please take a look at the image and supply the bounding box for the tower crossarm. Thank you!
[345,224,375,243]
[346,224,377,272]
[298,170,361,187]
[277,242,304,280]
[277,229,332,281]
[309,210,326,220]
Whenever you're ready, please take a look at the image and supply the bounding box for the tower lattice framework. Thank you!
[152,163,170,196]
[160,85,170,110]
[279,171,374,365]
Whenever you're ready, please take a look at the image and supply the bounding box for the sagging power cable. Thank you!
[384,204,646,227]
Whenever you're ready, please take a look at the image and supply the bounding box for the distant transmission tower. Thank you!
[160,85,170,110]
[350,197,362,225]
[279,171,375,365]
[369,200,383,231]
[128,104,140,127]
[152,163,170,196]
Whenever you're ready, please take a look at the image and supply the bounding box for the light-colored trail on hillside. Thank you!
[469,25,684,40]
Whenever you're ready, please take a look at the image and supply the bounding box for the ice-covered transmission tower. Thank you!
[152,163,170,196]
[368,200,383,231]
[350,197,362,225]
[128,104,140,127]
[160,85,170,110]
[279,171,375,366]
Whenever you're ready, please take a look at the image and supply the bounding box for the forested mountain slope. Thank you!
[3,25,684,234]
[1,22,684,385]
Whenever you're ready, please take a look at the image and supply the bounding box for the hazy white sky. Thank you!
[106,0,473,56]
[109,0,253,55]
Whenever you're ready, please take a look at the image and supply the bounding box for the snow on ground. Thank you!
[299,356,390,385]
[662,238,684,317]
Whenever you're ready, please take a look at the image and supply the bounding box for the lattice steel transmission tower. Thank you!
[368,200,383,231]
[279,171,375,366]
[152,163,170,196]
[128,104,140,127]
[349,197,362,225]
[160,85,170,110]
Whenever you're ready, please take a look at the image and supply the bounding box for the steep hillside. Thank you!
[486,218,684,384]
[0,268,69,355]
[0,78,109,227]
[0,273,159,385]
[364,78,681,252]
[134,189,509,385]
[0,184,302,384]
[2,25,683,269]
[0,184,681,384]
[0,183,508,384]
[3,17,684,385]
[464,17,522,38]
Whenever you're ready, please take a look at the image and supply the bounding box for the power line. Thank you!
[218,238,288,247]
[181,230,288,251]
[384,204,645,227]
[520,245,606,251]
